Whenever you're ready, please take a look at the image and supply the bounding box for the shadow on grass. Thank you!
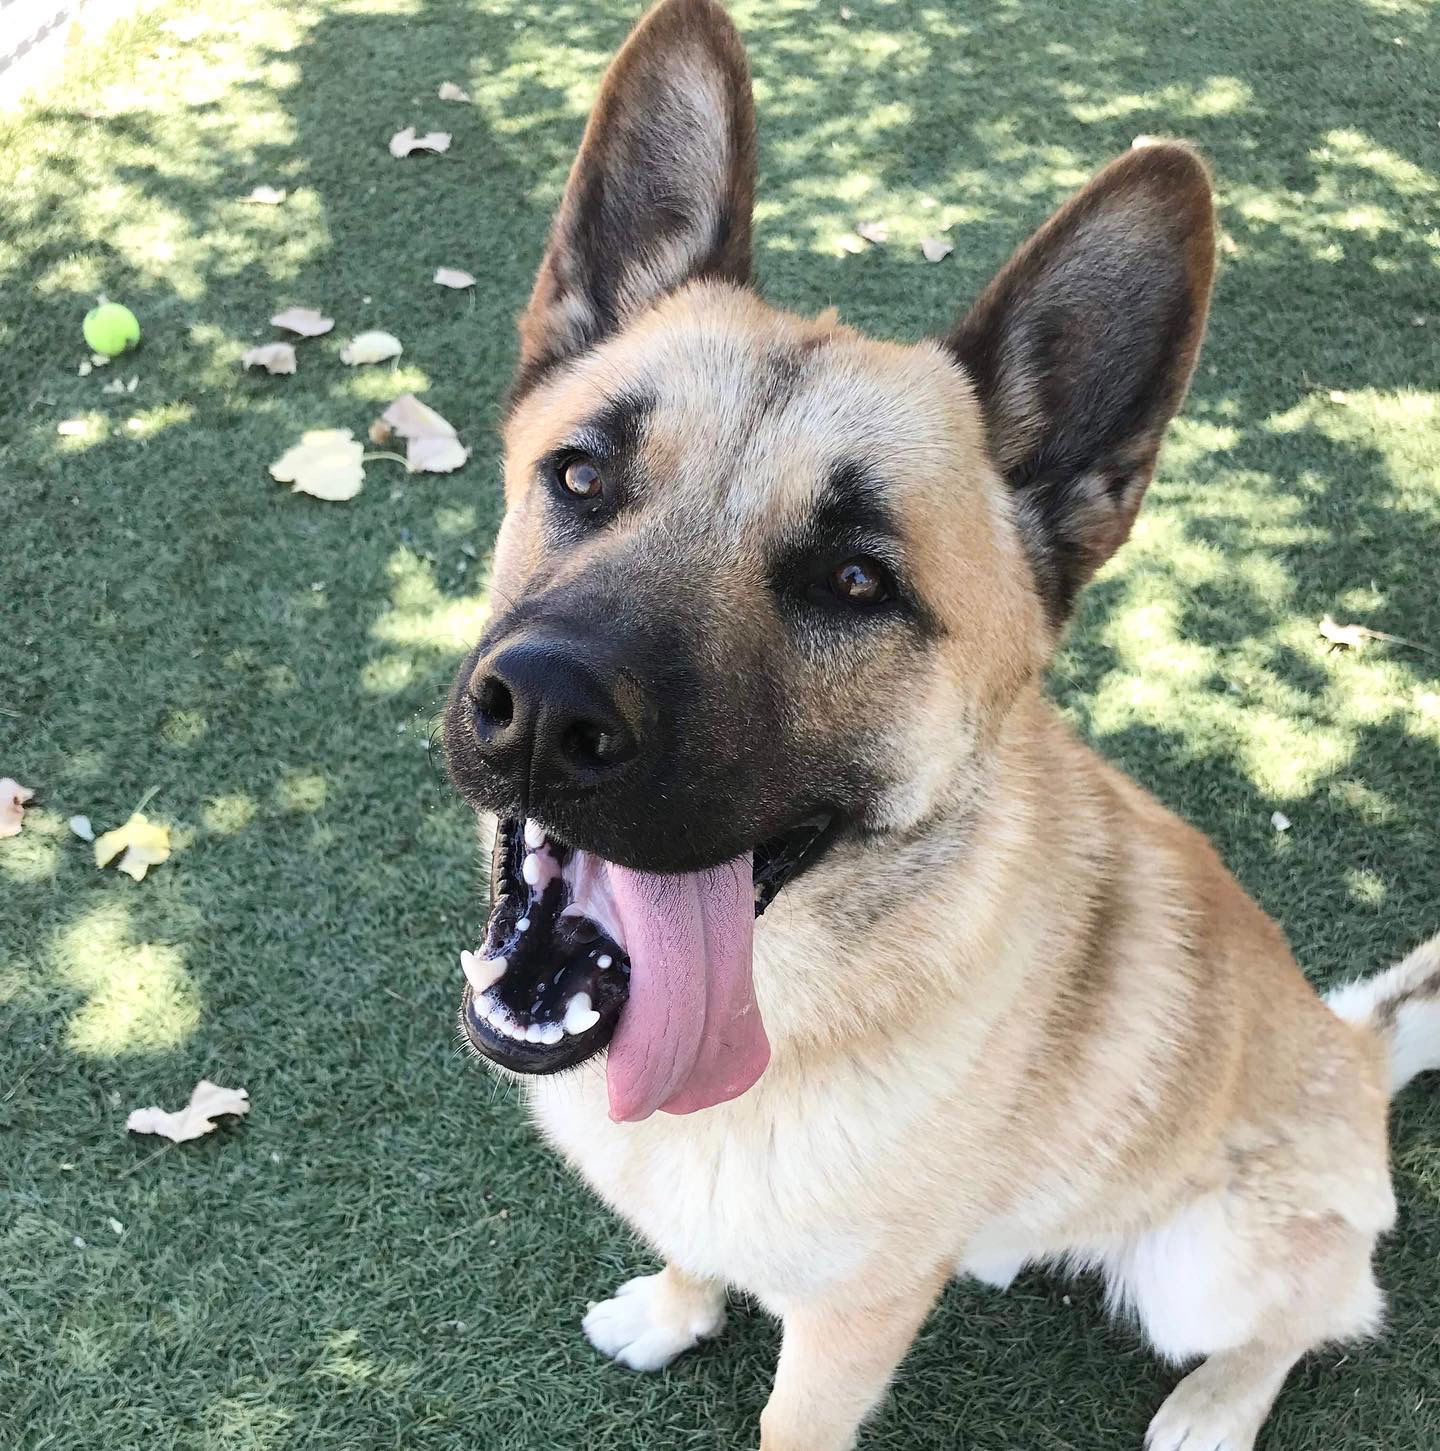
[1,0,1437,1447]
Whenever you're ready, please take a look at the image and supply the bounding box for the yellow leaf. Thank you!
[433,266,476,289]
[126,1080,250,1142]
[341,331,403,366]
[380,393,470,473]
[437,81,471,103]
[269,428,365,501]
[388,127,451,158]
[94,811,172,880]
[270,306,334,337]
[241,342,297,374]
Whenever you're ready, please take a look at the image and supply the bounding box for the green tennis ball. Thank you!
[83,303,141,357]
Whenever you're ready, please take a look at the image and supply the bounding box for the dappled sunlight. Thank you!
[202,793,259,834]
[54,899,200,1056]
[0,809,65,884]
[369,546,491,655]
[274,770,328,813]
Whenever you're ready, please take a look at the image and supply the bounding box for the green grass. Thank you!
[2,0,1438,1446]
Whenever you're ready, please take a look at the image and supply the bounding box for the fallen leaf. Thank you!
[368,418,394,446]
[101,376,139,395]
[380,393,470,473]
[94,811,172,880]
[437,81,471,102]
[241,342,298,375]
[1131,134,1161,149]
[57,419,88,436]
[407,434,470,473]
[270,428,365,501]
[126,1080,250,1142]
[433,266,476,289]
[270,307,334,337]
[855,220,888,244]
[1271,811,1292,832]
[1,778,35,838]
[341,331,403,366]
[1318,613,1429,654]
[78,359,93,377]
[106,1217,124,1235]
[920,236,953,262]
[68,814,95,841]
[242,185,287,206]
[837,233,867,255]
[389,127,451,158]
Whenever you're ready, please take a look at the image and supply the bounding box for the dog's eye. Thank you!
[561,456,603,499]
[829,557,888,604]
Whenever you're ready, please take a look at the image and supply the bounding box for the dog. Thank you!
[442,2,1440,1445]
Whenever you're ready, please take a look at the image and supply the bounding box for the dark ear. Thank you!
[512,0,756,401]
[944,143,1216,623]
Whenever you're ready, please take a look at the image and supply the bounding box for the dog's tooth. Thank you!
[523,819,545,850]
[463,953,507,994]
[564,992,601,1036]
[538,1022,564,1046]
[524,1022,546,1044]
[517,917,530,932]
[596,954,613,970]
[522,853,541,886]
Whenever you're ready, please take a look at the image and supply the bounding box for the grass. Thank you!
[1,0,1438,1446]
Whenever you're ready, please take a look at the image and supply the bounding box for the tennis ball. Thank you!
[83,303,141,357]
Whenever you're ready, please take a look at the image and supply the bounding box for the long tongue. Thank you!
[604,854,769,1123]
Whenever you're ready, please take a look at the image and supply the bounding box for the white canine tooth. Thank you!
[462,953,507,993]
[523,819,545,850]
[538,1022,564,1046]
[596,954,613,970]
[517,917,530,932]
[521,853,541,886]
[564,992,601,1036]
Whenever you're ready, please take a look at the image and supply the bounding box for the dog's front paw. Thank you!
[1145,1377,1263,1451]
[583,1271,726,1372]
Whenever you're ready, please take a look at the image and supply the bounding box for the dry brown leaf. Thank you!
[437,81,472,103]
[920,237,953,262]
[126,1080,250,1142]
[433,266,476,289]
[1271,810,1293,833]
[270,307,334,337]
[94,811,171,880]
[241,342,298,375]
[270,429,365,500]
[368,418,394,446]
[380,393,470,473]
[855,220,888,245]
[1,778,35,839]
[242,185,287,206]
[341,331,403,366]
[389,127,451,158]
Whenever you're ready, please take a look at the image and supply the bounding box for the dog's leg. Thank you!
[582,1264,726,1372]
[1145,1340,1303,1451]
[758,1266,947,1451]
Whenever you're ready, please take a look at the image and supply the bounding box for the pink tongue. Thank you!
[604,853,770,1123]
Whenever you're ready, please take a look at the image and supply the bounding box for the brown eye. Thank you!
[830,557,888,603]
[562,457,603,499]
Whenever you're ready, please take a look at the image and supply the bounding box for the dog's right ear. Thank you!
[511,0,756,403]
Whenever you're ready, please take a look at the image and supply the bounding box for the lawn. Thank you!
[1,0,1438,1446]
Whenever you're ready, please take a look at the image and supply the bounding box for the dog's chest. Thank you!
[529,1045,976,1305]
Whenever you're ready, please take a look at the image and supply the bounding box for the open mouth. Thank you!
[459,811,836,1121]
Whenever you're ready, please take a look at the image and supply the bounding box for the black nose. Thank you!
[469,639,640,783]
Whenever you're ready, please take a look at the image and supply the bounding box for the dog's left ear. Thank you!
[944,144,1215,623]
[512,0,756,401]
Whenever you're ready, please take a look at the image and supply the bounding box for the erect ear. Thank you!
[512,0,756,401]
[944,143,1216,624]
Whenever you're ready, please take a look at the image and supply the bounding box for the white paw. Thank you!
[582,1272,725,1372]
[1146,1383,1261,1451]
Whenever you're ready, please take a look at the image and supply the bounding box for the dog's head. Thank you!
[444,0,1215,1120]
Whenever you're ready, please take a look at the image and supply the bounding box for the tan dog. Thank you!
[441,2,1440,1446]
